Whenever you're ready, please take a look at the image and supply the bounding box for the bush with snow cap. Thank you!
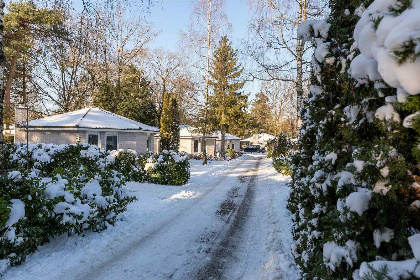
[0,143,135,269]
[289,0,420,278]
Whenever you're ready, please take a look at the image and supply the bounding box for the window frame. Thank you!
[86,132,100,148]
[105,133,118,151]
[193,139,199,153]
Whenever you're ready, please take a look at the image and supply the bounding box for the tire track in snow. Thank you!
[194,157,263,280]
[75,157,251,280]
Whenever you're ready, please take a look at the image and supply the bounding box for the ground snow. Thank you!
[2,155,298,280]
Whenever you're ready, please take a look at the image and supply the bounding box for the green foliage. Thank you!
[0,143,135,266]
[289,0,420,279]
[95,65,158,126]
[208,36,247,137]
[160,91,180,151]
[142,150,190,186]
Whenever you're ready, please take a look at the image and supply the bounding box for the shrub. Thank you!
[0,143,135,268]
[143,150,190,185]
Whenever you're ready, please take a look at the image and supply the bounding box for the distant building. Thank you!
[240,133,276,148]
[154,125,241,156]
[15,107,159,154]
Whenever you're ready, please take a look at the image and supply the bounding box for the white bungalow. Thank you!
[15,107,159,154]
[154,125,241,156]
[240,133,276,149]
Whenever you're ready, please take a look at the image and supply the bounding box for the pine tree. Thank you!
[160,91,171,150]
[208,36,247,158]
[95,65,158,127]
[169,96,180,150]
[289,0,420,279]
[160,91,180,151]
[250,92,273,134]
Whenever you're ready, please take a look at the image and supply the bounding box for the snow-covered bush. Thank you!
[107,149,147,182]
[0,143,135,268]
[290,0,420,279]
[141,150,190,186]
[270,133,294,175]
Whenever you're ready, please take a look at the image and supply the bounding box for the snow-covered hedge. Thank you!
[0,144,190,271]
[0,143,135,268]
[291,0,420,279]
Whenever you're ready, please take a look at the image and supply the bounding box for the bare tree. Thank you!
[247,0,327,111]
[182,0,230,164]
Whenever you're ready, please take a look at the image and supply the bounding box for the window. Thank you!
[194,139,199,153]
[106,135,118,151]
[231,143,235,150]
[147,138,150,152]
[88,134,99,146]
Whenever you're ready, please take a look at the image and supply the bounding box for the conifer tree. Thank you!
[290,0,420,279]
[160,91,180,151]
[208,36,246,158]
[160,91,171,150]
[169,96,180,151]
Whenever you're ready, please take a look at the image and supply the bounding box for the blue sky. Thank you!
[146,0,251,51]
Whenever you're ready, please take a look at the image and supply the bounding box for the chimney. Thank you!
[15,106,29,126]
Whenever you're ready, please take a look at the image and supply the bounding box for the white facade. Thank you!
[15,107,159,155]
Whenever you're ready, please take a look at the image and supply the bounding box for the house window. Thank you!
[194,139,199,153]
[147,138,150,152]
[88,134,99,146]
[106,135,118,151]
[231,143,235,150]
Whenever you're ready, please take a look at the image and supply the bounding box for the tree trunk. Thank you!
[221,124,226,160]
[4,55,17,129]
[0,0,7,175]
[202,0,212,165]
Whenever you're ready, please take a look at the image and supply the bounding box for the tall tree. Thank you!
[247,0,327,113]
[160,91,179,151]
[208,36,246,158]
[2,1,64,125]
[0,0,6,175]
[116,65,158,126]
[182,0,229,164]
[250,92,273,134]
[169,96,180,150]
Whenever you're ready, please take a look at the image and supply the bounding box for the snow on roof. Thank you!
[210,130,241,140]
[179,125,201,137]
[241,133,276,142]
[22,107,159,132]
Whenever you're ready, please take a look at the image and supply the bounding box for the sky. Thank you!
[146,0,251,52]
[144,0,261,96]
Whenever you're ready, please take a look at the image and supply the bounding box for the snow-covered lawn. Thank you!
[2,155,299,280]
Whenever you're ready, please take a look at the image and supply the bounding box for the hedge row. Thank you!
[0,143,190,271]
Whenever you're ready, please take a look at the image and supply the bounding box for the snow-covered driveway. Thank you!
[2,154,299,280]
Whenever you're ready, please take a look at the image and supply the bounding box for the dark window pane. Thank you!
[106,136,118,151]
[194,140,198,153]
[88,134,99,146]
[147,139,150,152]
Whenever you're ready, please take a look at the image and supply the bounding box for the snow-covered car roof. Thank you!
[20,107,159,132]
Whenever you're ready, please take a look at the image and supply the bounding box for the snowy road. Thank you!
[2,154,299,280]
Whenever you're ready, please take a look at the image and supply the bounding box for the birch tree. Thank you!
[247,0,327,111]
[182,0,229,164]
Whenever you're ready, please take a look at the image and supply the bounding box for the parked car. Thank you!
[243,145,261,153]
